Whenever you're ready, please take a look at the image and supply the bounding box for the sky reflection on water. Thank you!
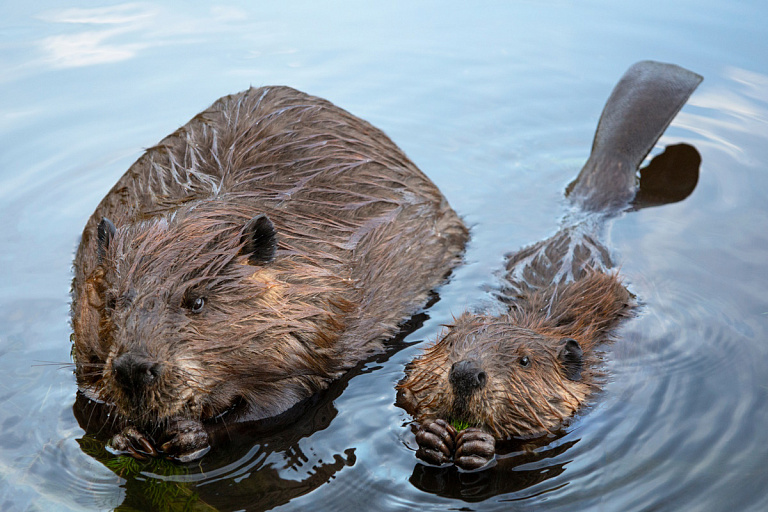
[1,1,768,511]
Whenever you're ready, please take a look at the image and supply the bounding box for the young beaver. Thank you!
[71,86,468,461]
[396,61,703,470]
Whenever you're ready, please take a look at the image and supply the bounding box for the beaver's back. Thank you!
[70,88,467,459]
[74,86,467,354]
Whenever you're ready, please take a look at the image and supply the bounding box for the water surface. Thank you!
[2,1,768,510]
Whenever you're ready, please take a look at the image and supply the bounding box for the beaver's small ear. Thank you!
[241,214,277,264]
[558,338,583,381]
[97,217,116,263]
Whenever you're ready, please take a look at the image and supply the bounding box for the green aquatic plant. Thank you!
[449,418,473,431]
[77,436,217,511]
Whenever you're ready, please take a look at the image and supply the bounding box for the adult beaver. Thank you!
[71,86,468,461]
[396,61,702,470]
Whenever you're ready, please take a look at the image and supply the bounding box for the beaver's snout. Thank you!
[449,359,487,395]
[113,352,163,399]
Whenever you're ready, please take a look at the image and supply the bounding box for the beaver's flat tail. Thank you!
[567,60,702,213]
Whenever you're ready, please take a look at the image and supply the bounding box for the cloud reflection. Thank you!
[41,30,149,68]
[38,4,157,68]
[37,3,247,69]
[667,66,768,165]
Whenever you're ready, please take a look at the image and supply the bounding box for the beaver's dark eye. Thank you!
[519,356,531,367]
[183,297,205,313]
[191,297,205,313]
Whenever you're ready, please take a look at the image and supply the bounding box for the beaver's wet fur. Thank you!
[400,271,632,436]
[71,86,467,461]
[396,223,636,470]
[396,61,702,470]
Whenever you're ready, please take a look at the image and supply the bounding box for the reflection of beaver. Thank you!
[397,61,702,470]
[71,86,467,461]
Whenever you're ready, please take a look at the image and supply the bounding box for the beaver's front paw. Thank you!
[415,419,457,465]
[159,418,210,463]
[109,426,158,460]
[454,427,495,470]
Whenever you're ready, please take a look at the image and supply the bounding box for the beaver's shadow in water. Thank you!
[410,436,576,501]
[407,142,701,501]
[73,307,434,511]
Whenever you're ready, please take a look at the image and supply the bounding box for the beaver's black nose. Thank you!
[113,353,163,395]
[449,359,487,394]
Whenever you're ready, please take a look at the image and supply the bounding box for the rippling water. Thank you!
[2,1,768,511]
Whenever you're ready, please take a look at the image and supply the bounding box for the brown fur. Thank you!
[396,61,701,454]
[397,269,632,439]
[71,87,467,442]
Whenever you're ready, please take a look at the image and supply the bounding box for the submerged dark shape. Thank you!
[71,86,468,461]
[397,61,703,470]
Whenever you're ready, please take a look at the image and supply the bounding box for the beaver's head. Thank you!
[72,200,355,429]
[397,313,596,439]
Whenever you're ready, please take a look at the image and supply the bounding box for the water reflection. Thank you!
[632,143,700,209]
[4,0,768,509]
[679,66,768,164]
[73,376,356,511]
[38,5,160,68]
[409,437,577,502]
[36,4,249,69]
[72,314,429,511]
[75,432,355,511]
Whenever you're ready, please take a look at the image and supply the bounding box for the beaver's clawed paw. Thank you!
[109,426,158,460]
[415,419,457,465]
[159,418,210,462]
[454,427,495,470]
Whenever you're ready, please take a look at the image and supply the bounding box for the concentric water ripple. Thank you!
[3,2,768,511]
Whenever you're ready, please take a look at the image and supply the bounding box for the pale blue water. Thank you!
[2,1,768,510]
